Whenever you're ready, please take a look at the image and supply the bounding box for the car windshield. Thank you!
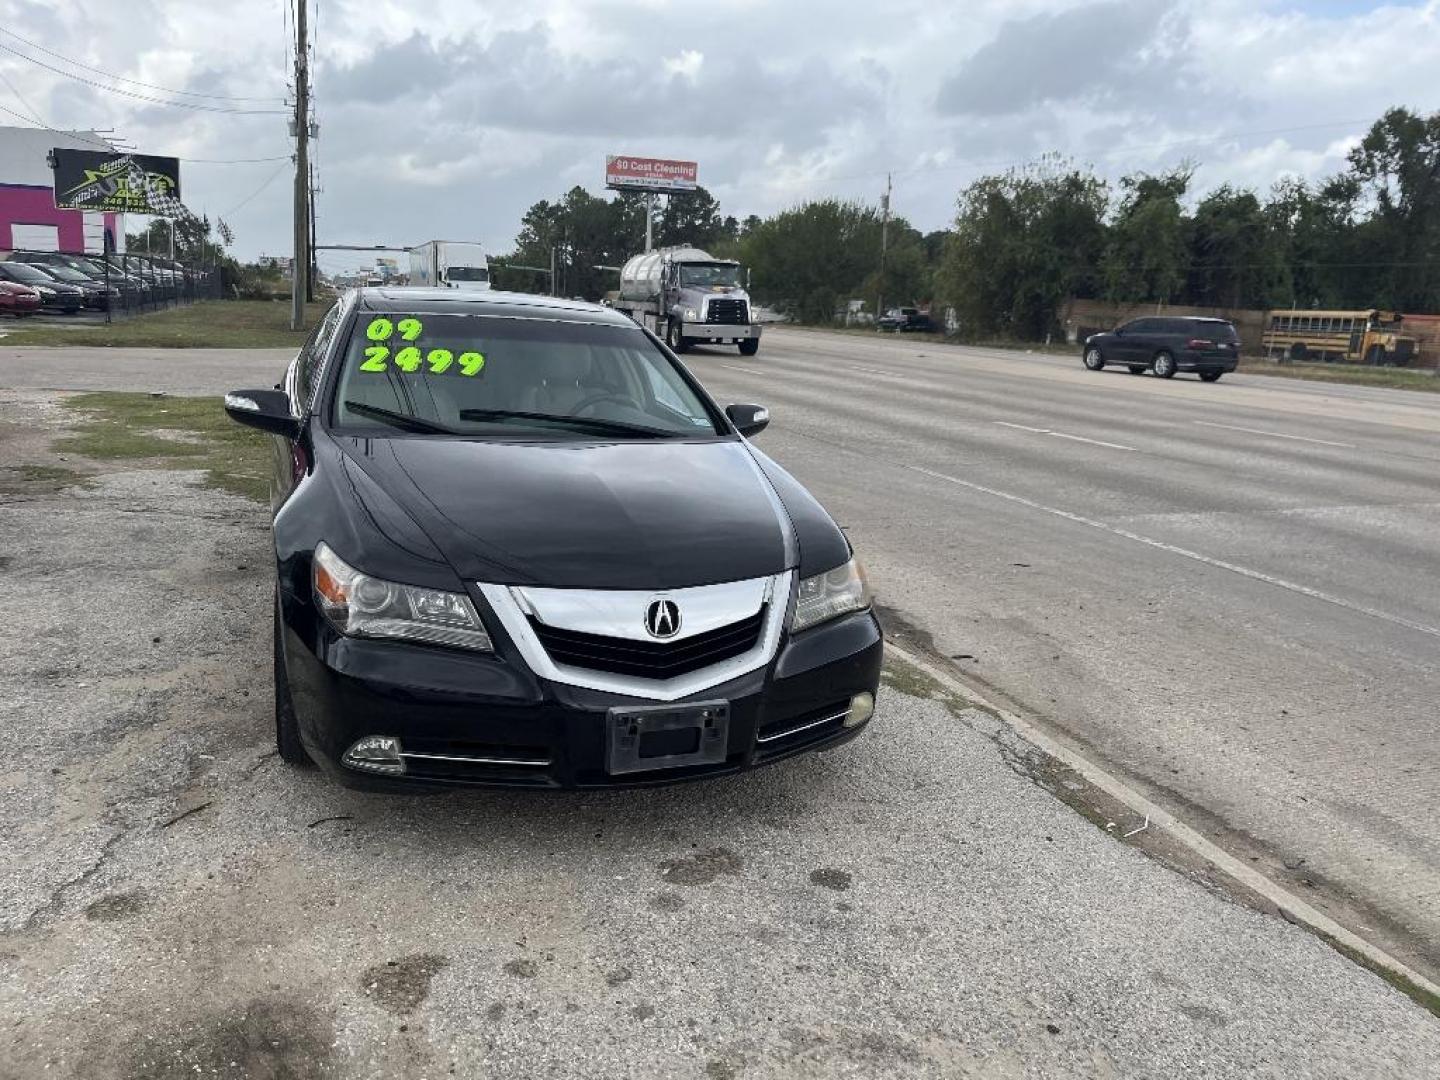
[446,266,488,282]
[33,264,86,283]
[332,312,724,439]
[2,262,53,284]
[679,264,742,288]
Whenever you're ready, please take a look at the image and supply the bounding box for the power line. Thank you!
[0,102,116,148]
[0,41,287,115]
[0,26,284,104]
[222,159,292,217]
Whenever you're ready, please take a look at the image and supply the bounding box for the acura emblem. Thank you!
[645,598,681,639]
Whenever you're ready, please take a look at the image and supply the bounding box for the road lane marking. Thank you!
[716,364,766,375]
[994,421,1050,433]
[848,364,913,378]
[1048,432,1137,451]
[994,421,1136,451]
[1193,420,1355,448]
[904,463,1440,640]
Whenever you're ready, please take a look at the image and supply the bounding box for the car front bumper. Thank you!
[281,601,882,791]
[681,322,761,342]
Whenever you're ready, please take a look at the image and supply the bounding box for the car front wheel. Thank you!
[739,338,760,356]
[1083,347,1105,370]
[666,319,690,354]
[1152,351,1178,379]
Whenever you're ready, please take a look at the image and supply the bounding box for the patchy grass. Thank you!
[0,463,94,495]
[56,392,270,501]
[0,300,330,348]
[1238,360,1440,393]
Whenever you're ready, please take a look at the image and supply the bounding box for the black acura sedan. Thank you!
[225,288,881,790]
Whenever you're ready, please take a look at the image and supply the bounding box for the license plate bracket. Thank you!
[607,700,729,775]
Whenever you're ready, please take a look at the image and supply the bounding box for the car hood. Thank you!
[337,435,792,590]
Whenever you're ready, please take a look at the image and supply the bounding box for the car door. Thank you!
[1111,319,1147,363]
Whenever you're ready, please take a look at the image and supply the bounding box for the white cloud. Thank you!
[0,0,1436,267]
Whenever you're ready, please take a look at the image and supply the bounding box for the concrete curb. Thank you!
[884,641,1440,1006]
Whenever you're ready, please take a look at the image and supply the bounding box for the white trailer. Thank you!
[407,241,490,291]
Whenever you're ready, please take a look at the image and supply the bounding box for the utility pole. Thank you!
[645,192,654,253]
[876,173,891,325]
[290,0,310,330]
[307,158,317,302]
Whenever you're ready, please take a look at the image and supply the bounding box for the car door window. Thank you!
[296,303,342,412]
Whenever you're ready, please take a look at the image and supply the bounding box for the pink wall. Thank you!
[0,184,118,252]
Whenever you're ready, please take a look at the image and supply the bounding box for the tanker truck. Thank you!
[612,246,762,356]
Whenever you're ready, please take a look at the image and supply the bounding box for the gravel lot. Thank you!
[2,386,1438,1078]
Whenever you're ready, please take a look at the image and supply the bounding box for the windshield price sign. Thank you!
[605,156,698,194]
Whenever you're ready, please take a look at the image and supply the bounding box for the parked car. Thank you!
[877,307,936,333]
[0,279,42,317]
[0,260,84,313]
[223,287,882,790]
[15,259,117,310]
[1081,316,1240,381]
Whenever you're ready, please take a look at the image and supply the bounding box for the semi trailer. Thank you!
[407,241,490,291]
[612,245,761,356]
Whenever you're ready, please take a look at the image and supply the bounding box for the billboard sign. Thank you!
[605,155,698,194]
[51,150,183,215]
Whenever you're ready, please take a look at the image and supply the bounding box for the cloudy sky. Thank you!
[2,0,1437,273]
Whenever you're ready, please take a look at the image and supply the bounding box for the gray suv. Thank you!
[1082,316,1240,382]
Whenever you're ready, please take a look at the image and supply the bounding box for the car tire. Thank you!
[273,591,313,767]
[1127,365,1146,375]
[1152,351,1178,379]
[1366,344,1388,367]
[666,319,690,354]
[1199,370,1223,382]
[738,338,760,356]
[1288,342,1308,363]
[1083,347,1105,370]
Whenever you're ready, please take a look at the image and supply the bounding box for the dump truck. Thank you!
[612,245,761,356]
[407,241,490,291]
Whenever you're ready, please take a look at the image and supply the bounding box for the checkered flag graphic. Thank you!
[115,155,194,222]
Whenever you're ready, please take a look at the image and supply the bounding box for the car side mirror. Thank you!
[726,403,769,438]
[224,388,300,438]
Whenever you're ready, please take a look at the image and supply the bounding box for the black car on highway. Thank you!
[0,259,85,313]
[225,287,882,790]
[1082,316,1240,381]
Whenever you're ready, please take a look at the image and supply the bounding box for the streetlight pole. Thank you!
[876,173,891,325]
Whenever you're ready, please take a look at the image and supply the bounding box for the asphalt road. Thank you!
[688,328,1440,981]
[2,393,1438,1077]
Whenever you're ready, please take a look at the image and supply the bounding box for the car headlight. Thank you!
[684,307,698,321]
[790,557,871,633]
[36,286,55,296]
[312,542,492,651]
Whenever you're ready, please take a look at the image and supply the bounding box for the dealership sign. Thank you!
[51,150,183,215]
[605,155,698,193]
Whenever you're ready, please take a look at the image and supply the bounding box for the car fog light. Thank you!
[844,692,874,728]
[342,735,406,775]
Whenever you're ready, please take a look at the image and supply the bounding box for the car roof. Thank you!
[356,287,637,328]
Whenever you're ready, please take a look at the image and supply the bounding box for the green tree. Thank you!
[1187,185,1287,309]
[937,157,1108,338]
[1344,106,1440,311]
[739,199,893,323]
[1103,168,1191,304]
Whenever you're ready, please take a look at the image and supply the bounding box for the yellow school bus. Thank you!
[1262,309,1418,366]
